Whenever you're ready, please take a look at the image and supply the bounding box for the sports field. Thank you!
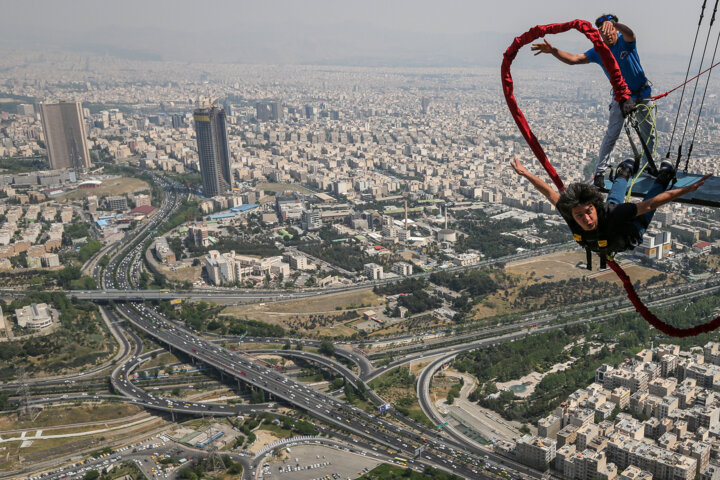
[63,177,150,200]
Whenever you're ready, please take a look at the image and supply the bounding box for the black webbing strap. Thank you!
[630,120,659,176]
[586,248,592,271]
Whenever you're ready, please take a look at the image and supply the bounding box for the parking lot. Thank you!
[261,444,382,480]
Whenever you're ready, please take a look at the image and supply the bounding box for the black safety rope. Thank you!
[677,0,720,170]
[686,9,720,170]
[667,0,709,157]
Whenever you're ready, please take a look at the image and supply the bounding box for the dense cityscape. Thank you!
[1,6,720,480]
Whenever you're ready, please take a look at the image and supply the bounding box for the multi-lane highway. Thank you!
[86,179,503,478]
[112,300,496,478]
[64,241,577,302]
[19,169,717,480]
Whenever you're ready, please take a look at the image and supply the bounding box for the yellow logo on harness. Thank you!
[573,234,582,241]
[598,240,608,247]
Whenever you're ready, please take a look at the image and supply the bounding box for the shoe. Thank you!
[593,173,606,189]
[655,160,676,189]
[614,159,635,181]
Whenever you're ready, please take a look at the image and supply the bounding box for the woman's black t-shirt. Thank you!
[562,201,641,254]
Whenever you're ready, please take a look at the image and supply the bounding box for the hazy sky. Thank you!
[0,1,706,67]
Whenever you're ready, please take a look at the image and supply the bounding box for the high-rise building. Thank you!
[106,195,129,211]
[301,209,322,231]
[171,114,186,129]
[193,107,231,198]
[256,101,283,122]
[421,96,431,114]
[16,104,35,116]
[39,101,91,172]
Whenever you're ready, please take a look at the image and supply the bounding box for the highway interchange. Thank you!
[5,175,720,480]
[92,178,521,478]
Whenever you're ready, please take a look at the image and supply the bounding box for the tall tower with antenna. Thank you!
[205,422,226,471]
[18,366,41,422]
[404,200,408,231]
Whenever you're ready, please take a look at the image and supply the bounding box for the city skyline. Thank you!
[1,1,719,479]
[0,1,704,68]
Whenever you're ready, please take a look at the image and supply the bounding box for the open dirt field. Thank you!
[0,404,143,430]
[506,250,671,286]
[315,324,358,337]
[221,289,385,337]
[141,352,180,369]
[155,258,203,283]
[465,249,673,321]
[225,288,383,316]
[63,177,150,200]
[506,250,601,282]
[592,262,670,286]
[247,429,284,454]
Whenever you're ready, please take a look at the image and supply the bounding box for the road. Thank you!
[56,241,577,302]
[13,170,719,480]
[90,180,497,478]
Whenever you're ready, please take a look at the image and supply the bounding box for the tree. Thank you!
[82,470,100,480]
[356,380,367,399]
[250,389,265,403]
[294,420,318,435]
[55,265,82,288]
[319,340,335,356]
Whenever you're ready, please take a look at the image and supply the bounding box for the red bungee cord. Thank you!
[652,58,720,101]
[501,19,720,337]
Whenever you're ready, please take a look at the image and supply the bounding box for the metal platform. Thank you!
[602,172,720,207]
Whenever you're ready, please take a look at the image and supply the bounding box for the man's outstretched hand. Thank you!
[510,157,529,177]
[686,174,712,193]
[531,39,555,56]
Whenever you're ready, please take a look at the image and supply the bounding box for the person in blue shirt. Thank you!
[531,14,656,189]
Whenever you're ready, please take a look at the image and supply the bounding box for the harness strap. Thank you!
[630,82,650,98]
[629,118,659,176]
[586,248,592,271]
